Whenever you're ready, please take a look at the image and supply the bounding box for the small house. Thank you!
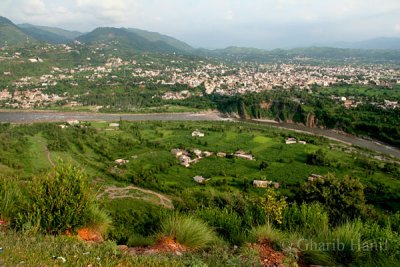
[253,180,273,188]
[203,151,213,157]
[285,138,297,144]
[217,152,226,157]
[192,130,205,137]
[234,150,254,160]
[308,174,324,182]
[193,176,207,184]
[115,159,129,165]
[67,120,80,126]
[179,155,191,167]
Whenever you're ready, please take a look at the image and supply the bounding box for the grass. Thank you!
[0,231,186,267]
[1,120,399,206]
[159,214,218,250]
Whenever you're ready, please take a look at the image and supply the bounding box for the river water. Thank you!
[0,110,399,158]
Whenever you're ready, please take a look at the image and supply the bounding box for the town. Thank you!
[0,43,399,110]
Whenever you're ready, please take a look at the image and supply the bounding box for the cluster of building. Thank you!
[330,95,399,110]
[1,43,399,109]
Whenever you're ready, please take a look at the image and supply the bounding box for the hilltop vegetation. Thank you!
[18,24,83,44]
[0,16,33,45]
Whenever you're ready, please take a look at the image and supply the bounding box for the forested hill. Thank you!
[77,27,194,54]
[0,16,33,45]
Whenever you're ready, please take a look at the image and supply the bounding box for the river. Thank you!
[0,110,399,158]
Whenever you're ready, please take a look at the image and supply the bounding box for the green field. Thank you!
[1,120,398,206]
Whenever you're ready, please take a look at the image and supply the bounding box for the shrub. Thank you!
[306,149,328,166]
[195,207,247,245]
[13,165,110,235]
[127,233,156,247]
[0,177,22,223]
[248,223,287,248]
[159,213,217,250]
[281,202,329,237]
[302,174,368,224]
[316,220,367,266]
[360,221,400,264]
[104,199,169,245]
[260,188,287,225]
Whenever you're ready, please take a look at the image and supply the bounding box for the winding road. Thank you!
[98,185,174,209]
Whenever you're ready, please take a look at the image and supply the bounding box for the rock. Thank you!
[77,228,104,243]
[117,245,129,252]
[175,251,183,256]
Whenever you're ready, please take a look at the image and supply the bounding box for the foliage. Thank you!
[302,174,368,224]
[0,177,22,223]
[104,199,170,245]
[281,202,329,237]
[159,213,218,250]
[306,149,328,166]
[0,230,186,267]
[195,207,248,245]
[13,165,110,235]
[260,188,288,225]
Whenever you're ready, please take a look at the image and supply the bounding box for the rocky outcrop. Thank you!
[306,113,318,128]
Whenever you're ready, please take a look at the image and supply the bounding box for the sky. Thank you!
[1,0,400,49]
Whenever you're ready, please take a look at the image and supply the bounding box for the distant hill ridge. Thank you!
[77,27,194,53]
[0,15,399,57]
[0,16,34,45]
[18,23,83,44]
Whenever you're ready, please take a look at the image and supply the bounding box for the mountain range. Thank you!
[1,16,400,56]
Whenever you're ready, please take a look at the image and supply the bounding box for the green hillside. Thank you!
[18,23,83,44]
[127,28,193,52]
[0,16,32,45]
[78,27,193,54]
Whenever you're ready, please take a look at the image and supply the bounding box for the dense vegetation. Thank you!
[209,85,400,147]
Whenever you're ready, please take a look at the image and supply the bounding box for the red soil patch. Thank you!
[128,237,187,256]
[77,228,104,243]
[253,240,286,267]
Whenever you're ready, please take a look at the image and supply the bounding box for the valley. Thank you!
[0,12,400,267]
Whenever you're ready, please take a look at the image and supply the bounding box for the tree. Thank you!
[302,174,368,224]
[260,188,287,225]
[259,161,269,170]
[307,149,328,166]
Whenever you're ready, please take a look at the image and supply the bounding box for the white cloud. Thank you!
[1,0,400,48]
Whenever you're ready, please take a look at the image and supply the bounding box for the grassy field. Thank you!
[1,120,398,202]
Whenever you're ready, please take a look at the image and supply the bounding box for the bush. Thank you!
[315,220,367,266]
[104,199,169,245]
[13,165,110,235]
[248,223,287,248]
[127,233,156,247]
[302,174,368,224]
[360,221,400,264]
[159,213,218,250]
[281,202,329,237]
[0,177,22,223]
[306,149,328,166]
[195,207,247,245]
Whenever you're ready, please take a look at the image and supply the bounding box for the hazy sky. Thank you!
[1,0,400,49]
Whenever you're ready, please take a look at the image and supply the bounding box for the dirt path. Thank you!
[44,145,55,167]
[99,185,174,209]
